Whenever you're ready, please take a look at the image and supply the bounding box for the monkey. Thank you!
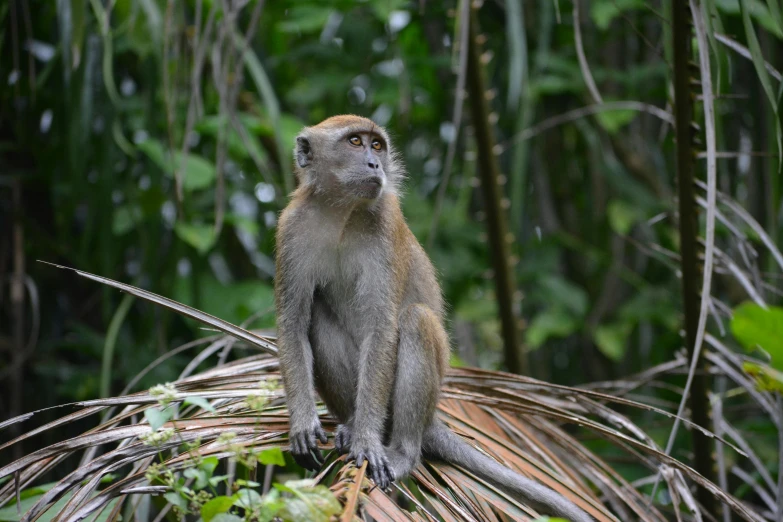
[274,115,593,522]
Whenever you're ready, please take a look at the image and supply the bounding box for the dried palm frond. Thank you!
[0,268,768,521]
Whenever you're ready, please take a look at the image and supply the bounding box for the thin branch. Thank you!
[501,101,673,151]
[696,151,776,158]
[572,0,603,103]
[695,179,783,272]
[610,0,665,59]
[715,33,782,83]
[162,0,181,209]
[428,0,470,248]
[175,1,216,219]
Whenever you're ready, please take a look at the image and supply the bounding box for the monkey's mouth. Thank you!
[357,177,384,197]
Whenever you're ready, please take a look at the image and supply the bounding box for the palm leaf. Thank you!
[0,268,767,521]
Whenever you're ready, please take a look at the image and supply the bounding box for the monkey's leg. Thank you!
[385,304,447,479]
[309,297,359,450]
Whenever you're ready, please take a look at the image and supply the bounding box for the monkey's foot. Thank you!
[334,424,352,454]
[349,442,395,490]
[289,420,328,471]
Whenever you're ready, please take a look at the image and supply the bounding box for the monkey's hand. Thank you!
[348,437,395,490]
[289,416,328,471]
[334,424,353,454]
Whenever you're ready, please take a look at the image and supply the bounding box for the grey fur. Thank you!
[275,115,593,521]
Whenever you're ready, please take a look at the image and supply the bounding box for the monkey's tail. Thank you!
[423,422,594,522]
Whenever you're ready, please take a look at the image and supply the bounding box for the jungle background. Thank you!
[1,0,783,520]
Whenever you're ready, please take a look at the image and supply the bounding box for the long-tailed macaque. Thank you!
[275,115,592,522]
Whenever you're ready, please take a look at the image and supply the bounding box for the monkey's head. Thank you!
[293,115,402,202]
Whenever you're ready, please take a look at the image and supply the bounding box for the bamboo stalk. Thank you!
[466,7,527,375]
[671,0,718,516]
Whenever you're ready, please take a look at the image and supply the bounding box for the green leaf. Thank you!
[112,205,143,235]
[276,482,341,522]
[590,0,645,30]
[196,115,269,164]
[525,309,579,349]
[607,200,644,235]
[200,456,220,474]
[730,303,783,370]
[595,109,637,134]
[277,6,333,33]
[184,467,209,490]
[174,223,217,255]
[742,361,783,392]
[594,322,632,361]
[164,492,188,510]
[234,479,261,487]
[259,447,286,466]
[765,0,783,34]
[144,404,175,431]
[538,276,589,318]
[225,214,260,236]
[529,75,579,98]
[20,483,57,500]
[715,0,783,37]
[201,495,237,522]
[137,139,216,191]
[449,354,467,368]
[209,474,231,486]
[211,515,244,522]
[184,396,216,413]
[739,0,782,165]
[370,0,409,21]
[0,495,44,521]
[172,274,275,327]
[234,488,263,509]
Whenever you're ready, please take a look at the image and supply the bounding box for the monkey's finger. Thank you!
[290,435,302,456]
[369,455,388,490]
[374,467,390,490]
[355,453,365,468]
[316,427,328,444]
[307,431,317,450]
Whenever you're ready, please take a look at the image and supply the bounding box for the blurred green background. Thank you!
[1,0,782,482]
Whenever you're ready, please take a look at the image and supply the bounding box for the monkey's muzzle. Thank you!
[358,176,384,198]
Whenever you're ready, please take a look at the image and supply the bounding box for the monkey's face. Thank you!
[295,120,393,202]
[334,131,388,200]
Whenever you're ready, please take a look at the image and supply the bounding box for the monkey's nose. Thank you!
[368,160,380,169]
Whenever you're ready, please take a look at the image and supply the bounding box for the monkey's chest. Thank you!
[314,245,386,324]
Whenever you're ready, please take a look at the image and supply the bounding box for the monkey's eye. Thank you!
[349,136,362,146]
[371,139,382,151]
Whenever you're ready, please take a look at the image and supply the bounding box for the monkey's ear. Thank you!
[296,136,313,168]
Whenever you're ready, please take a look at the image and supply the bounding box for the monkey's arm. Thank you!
[275,243,327,471]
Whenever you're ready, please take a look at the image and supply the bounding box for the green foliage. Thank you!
[137,139,217,192]
[731,303,783,369]
[590,0,646,30]
[731,303,783,392]
[133,380,341,522]
[3,1,783,513]
[0,484,118,522]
